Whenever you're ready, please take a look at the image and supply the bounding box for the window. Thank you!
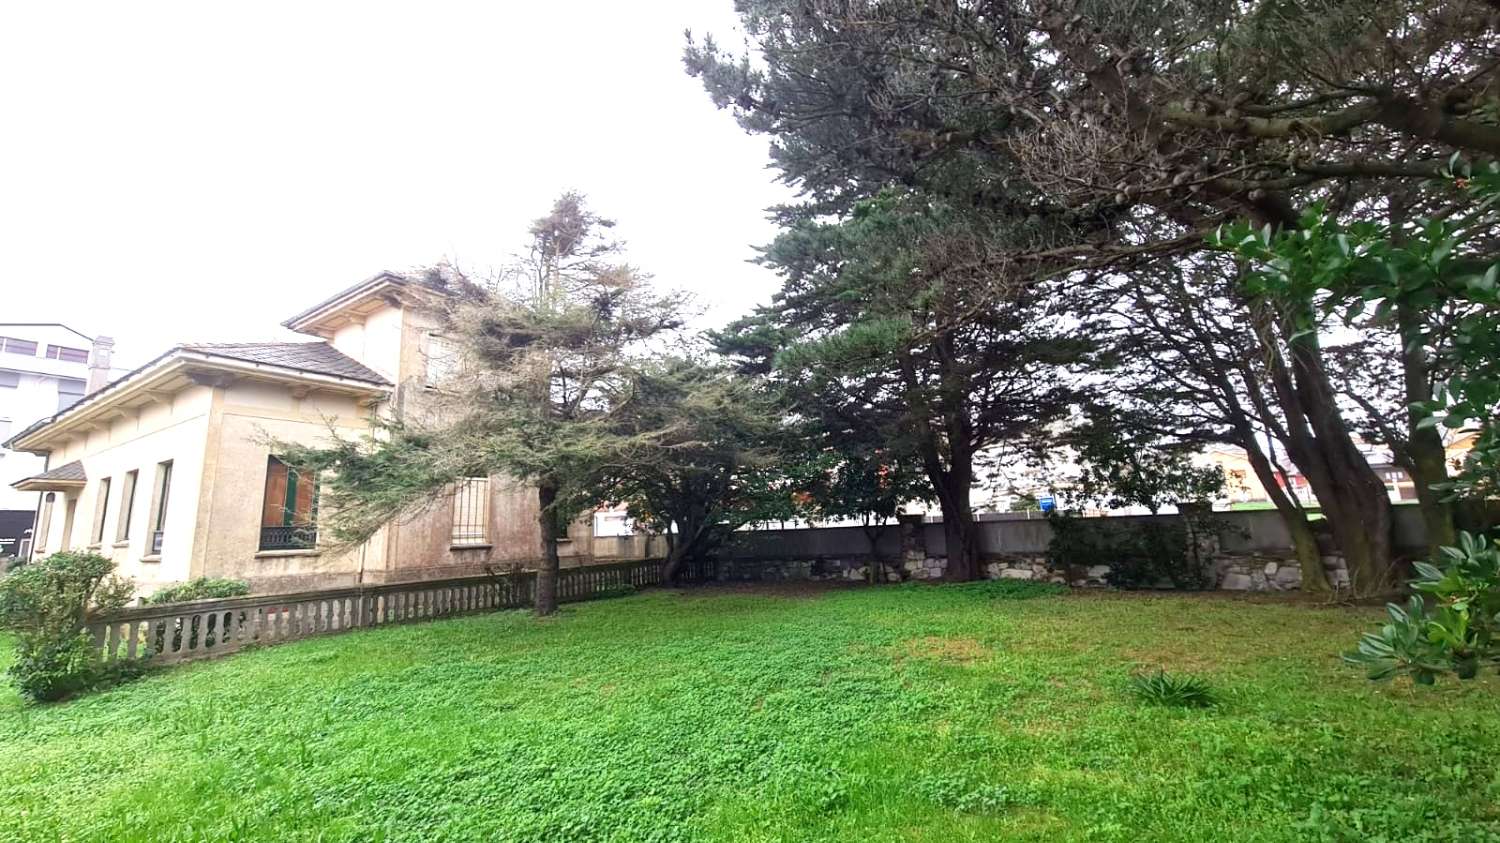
[57,378,86,412]
[0,336,37,356]
[116,470,138,542]
[450,477,490,545]
[91,477,112,544]
[425,334,460,386]
[260,457,318,550]
[147,461,173,556]
[45,345,89,364]
[60,498,77,551]
[36,493,55,553]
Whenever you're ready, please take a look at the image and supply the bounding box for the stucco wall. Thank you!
[37,386,215,593]
[198,381,374,592]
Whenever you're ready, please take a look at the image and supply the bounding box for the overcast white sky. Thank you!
[1,2,790,368]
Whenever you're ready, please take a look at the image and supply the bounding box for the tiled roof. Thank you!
[183,342,390,385]
[19,460,85,484]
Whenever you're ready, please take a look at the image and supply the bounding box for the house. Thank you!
[0,324,122,559]
[1198,438,1452,509]
[1445,430,1482,473]
[4,273,601,596]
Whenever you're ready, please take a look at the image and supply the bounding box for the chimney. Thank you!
[87,336,115,394]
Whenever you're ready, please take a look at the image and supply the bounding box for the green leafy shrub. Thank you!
[1128,669,1216,708]
[1345,532,1500,684]
[0,551,136,702]
[1046,512,1213,590]
[144,577,251,605]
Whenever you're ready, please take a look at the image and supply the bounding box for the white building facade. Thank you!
[0,324,117,557]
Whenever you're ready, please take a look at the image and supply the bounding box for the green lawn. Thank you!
[2,584,1498,842]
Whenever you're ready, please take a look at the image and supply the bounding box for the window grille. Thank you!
[451,477,490,545]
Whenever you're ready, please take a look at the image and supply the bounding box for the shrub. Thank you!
[0,551,136,701]
[1129,669,1216,708]
[1345,531,1500,684]
[145,577,251,605]
[1046,511,1213,590]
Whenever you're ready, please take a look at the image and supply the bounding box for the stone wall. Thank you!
[706,551,1350,592]
[708,511,1372,592]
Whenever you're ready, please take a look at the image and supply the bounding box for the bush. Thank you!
[1046,511,1213,590]
[0,551,135,701]
[1345,531,1500,684]
[1129,669,1216,708]
[145,577,251,605]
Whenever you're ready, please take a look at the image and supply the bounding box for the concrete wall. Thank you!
[721,524,905,561]
[722,508,1432,562]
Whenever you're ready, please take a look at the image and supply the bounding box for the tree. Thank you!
[1007,493,1042,513]
[1217,168,1500,589]
[715,193,1090,581]
[688,0,1500,597]
[284,193,683,616]
[1074,258,1333,589]
[1065,409,1227,515]
[601,357,797,582]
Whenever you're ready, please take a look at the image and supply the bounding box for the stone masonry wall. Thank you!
[709,549,1351,592]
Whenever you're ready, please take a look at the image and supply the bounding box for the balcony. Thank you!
[259,524,318,552]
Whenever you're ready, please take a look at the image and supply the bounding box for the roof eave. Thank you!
[281,272,409,335]
[12,477,86,492]
[6,352,390,453]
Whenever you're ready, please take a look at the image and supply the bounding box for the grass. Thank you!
[2,581,1498,842]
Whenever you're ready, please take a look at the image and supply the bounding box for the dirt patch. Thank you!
[1118,646,1229,673]
[902,635,993,664]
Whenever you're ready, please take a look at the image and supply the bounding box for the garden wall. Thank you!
[705,508,1437,591]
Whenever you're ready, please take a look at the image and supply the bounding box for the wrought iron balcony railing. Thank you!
[259,524,318,552]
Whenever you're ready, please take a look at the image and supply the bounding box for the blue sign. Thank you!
[1038,495,1056,512]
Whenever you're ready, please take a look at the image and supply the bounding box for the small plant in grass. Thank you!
[1128,669,1216,708]
[945,579,1066,600]
[1345,532,1500,684]
[144,577,251,605]
[0,551,137,701]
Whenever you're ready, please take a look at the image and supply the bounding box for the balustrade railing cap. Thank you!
[88,561,663,624]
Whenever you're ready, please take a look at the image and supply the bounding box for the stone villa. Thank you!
[5,273,611,596]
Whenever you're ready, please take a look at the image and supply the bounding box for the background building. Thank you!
[0,324,120,559]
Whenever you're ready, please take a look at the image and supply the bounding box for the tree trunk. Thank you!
[861,520,889,584]
[1248,300,1397,596]
[662,534,691,583]
[1234,419,1330,592]
[1396,302,1457,553]
[535,482,561,617]
[934,475,980,582]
